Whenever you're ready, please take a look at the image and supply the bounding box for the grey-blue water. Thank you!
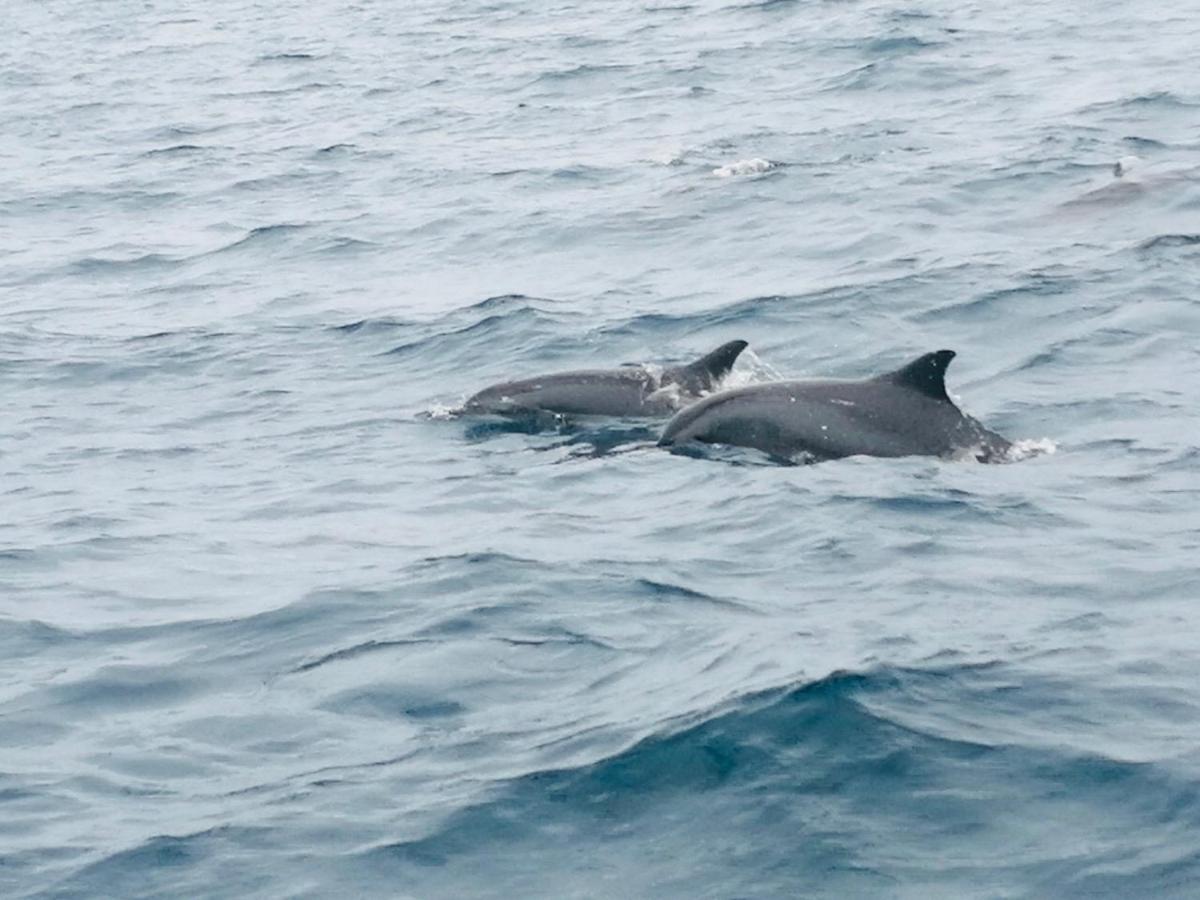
[3,1,1199,897]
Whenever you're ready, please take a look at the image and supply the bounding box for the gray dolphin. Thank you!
[658,350,1013,463]
[464,339,749,418]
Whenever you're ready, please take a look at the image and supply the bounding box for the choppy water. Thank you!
[3,1,1200,897]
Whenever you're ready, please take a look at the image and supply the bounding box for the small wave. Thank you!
[208,222,309,255]
[712,158,777,178]
[330,316,411,334]
[1139,233,1200,250]
[864,35,940,56]
[1081,91,1196,113]
[549,164,612,181]
[633,578,753,612]
[46,826,270,899]
[1122,135,1169,150]
[256,51,321,63]
[464,293,559,313]
[292,638,433,674]
[321,688,466,721]
[314,142,356,155]
[69,252,179,274]
[316,236,378,255]
[736,0,800,10]
[531,63,632,85]
[384,309,546,358]
[824,61,879,91]
[362,661,1200,895]
[645,146,687,166]
[142,144,205,157]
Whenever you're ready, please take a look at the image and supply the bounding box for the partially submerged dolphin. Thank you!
[464,340,749,418]
[658,350,1012,463]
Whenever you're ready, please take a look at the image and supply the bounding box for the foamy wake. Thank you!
[423,402,464,420]
[719,348,784,390]
[1004,438,1058,461]
[647,146,687,166]
[712,158,776,178]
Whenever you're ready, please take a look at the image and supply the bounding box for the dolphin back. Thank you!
[660,349,1014,463]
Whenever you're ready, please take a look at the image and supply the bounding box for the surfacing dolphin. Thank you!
[658,350,1013,463]
[464,339,749,418]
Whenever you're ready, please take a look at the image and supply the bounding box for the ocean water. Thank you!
[3,0,1200,896]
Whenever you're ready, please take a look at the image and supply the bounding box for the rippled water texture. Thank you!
[3,0,1200,897]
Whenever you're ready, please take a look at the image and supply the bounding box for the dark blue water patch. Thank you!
[39,665,202,715]
[356,663,1200,898]
[39,826,278,900]
[0,618,77,659]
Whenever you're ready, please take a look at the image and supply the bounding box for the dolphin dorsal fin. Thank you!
[684,339,749,384]
[882,350,956,402]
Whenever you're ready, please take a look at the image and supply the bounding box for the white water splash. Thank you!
[720,348,784,390]
[423,402,465,420]
[712,158,775,178]
[647,146,686,166]
[1005,437,1058,461]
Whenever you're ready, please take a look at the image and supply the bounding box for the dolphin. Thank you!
[658,350,1013,463]
[463,339,749,418]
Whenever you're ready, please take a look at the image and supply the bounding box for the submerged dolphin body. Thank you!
[658,350,1013,463]
[464,340,749,418]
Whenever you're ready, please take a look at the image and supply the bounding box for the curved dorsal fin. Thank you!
[880,350,956,402]
[667,339,749,391]
[685,339,749,381]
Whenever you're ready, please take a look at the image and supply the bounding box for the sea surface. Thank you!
[3,1,1200,897]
